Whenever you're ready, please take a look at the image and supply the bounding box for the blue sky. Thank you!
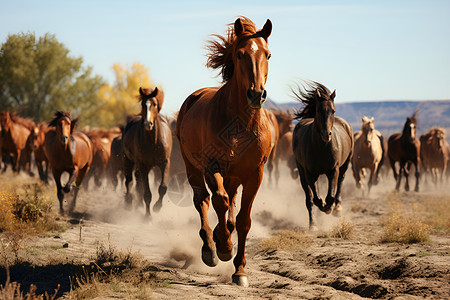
[1,0,449,113]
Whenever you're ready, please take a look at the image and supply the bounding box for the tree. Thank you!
[0,32,104,122]
[91,63,154,128]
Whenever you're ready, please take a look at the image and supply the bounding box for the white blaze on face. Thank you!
[146,100,152,123]
[250,41,258,53]
[410,123,415,137]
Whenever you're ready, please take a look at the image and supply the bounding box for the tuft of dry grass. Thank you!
[380,192,430,244]
[0,282,59,300]
[259,229,312,251]
[329,218,355,240]
[418,195,450,233]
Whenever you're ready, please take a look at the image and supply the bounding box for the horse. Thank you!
[44,111,93,214]
[0,111,34,174]
[420,127,449,186]
[264,109,279,186]
[176,17,272,287]
[292,81,353,230]
[122,87,172,218]
[34,122,50,183]
[273,110,297,182]
[387,111,421,192]
[352,116,385,194]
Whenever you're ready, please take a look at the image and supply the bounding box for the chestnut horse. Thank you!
[44,111,93,214]
[34,122,50,184]
[0,111,34,174]
[264,109,279,186]
[176,17,272,286]
[292,81,353,230]
[273,110,297,182]
[388,111,421,192]
[420,127,449,186]
[122,87,172,218]
[352,116,385,194]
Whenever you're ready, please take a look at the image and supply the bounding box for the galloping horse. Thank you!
[34,122,50,183]
[176,17,272,286]
[292,81,353,230]
[352,116,385,194]
[44,111,93,214]
[273,110,297,182]
[388,111,421,192]
[122,87,172,218]
[420,127,449,186]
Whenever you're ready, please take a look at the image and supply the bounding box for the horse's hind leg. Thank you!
[205,162,233,262]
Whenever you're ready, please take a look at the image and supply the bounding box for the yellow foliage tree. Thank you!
[92,63,154,128]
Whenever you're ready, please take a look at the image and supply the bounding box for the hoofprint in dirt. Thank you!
[1,168,449,299]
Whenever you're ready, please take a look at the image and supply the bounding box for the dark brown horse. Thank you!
[122,87,172,218]
[388,111,421,192]
[176,17,272,286]
[0,111,34,174]
[44,111,93,214]
[292,81,353,230]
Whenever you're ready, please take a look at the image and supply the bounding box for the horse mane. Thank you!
[205,17,257,82]
[292,81,331,120]
[430,126,446,137]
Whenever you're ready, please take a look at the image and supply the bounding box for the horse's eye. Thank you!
[237,51,243,60]
[267,53,271,60]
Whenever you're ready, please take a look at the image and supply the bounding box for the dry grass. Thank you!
[417,194,450,233]
[329,218,355,240]
[0,282,59,300]
[379,192,430,244]
[259,229,312,251]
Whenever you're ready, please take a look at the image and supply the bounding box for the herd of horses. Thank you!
[1,17,449,287]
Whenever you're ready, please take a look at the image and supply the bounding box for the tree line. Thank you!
[0,32,154,128]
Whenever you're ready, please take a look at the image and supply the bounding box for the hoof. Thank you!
[232,274,249,287]
[217,247,234,262]
[415,187,419,192]
[153,201,162,213]
[309,224,319,233]
[63,185,71,193]
[201,247,218,267]
[333,204,342,217]
[313,197,324,210]
[405,185,410,192]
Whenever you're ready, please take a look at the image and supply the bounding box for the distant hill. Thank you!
[266,99,450,141]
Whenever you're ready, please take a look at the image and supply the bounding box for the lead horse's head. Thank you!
[206,17,272,109]
[48,111,77,146]
[361,116,375,146]
[139,87,163,131]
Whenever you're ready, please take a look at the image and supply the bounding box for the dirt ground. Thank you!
[1,167,449,299]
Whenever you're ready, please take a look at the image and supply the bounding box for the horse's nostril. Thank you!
[247,89,253,100]
[262,90,267,99]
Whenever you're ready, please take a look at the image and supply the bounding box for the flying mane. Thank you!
[205,17,258,82]
[293,81,331,120]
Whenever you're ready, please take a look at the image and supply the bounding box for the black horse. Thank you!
[292,81,353,230]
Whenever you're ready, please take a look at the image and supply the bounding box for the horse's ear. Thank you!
[235,18,244,37]
[261,19,272,40]
[362,116,369,123]
[152,87,159,97]
[370,117,374,122]
[71,118,78,133]
[139,87,145,96]
[330,90,336,101]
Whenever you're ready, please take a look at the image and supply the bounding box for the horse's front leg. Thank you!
[138,166,152,219]
[414,160,420,192]
[70,163,90,212]
[324,167,339,214]
[404,162,411,191]
[63,167,78,193]
[395,161,405,191]
[12,149,21,173]
[225,178,240,235]
[334,156,351,216]
[205,163,233,262]
[298,164,317,231]
[368,164,377,193]
[123,156,134,209]
[153,160,169,213]
[52,169,64,215]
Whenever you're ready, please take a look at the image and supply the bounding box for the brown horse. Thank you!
[0,111,35,174]
[34,122,50,183]
[44,111,93,214]
[176,17,272,286]
[273,110,297,182]
[264,109,279,185]
[352,116,385,194]
[388,111,421,192]
[122,87,172,218]
[420,127,449,186]
[292,81,353,230]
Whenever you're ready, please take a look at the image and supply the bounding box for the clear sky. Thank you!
[1,0,449,114]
